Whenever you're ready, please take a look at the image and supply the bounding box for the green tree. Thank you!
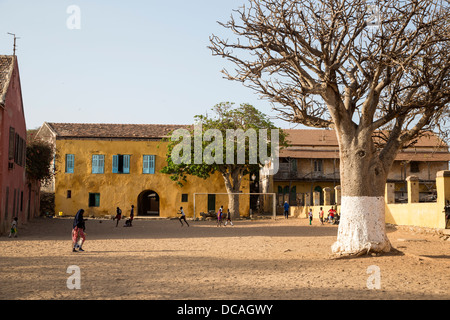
[26,139,54,186]
[161,102,287,218]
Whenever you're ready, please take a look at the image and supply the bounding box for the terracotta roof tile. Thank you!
[284,129,339,146]
[47,122,192,139]
[0,55,15,106]
[284,129,447,148]
[281,129,450,162]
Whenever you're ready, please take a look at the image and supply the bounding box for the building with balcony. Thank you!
[261,129,450,212]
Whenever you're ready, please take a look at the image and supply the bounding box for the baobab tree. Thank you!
[209,0,450,255]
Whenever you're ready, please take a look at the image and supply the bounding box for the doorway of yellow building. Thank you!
[138,190,160,216]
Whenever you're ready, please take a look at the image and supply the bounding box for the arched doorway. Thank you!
[138,190,160,216]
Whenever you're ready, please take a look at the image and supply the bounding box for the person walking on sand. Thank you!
[308,208,313,225]
[224,208,233,226]
[129,205,134,226]
[319,207,324,225]
[114,207,122,227]
[283,201,290,219]
[9,217,18,238]
[217,206,224,227]
[72,209,86,252]
[178,206,189,227]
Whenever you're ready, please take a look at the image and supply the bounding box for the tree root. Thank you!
[330,246,404,260]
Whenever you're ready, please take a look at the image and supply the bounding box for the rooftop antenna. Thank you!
[7,33,20,56]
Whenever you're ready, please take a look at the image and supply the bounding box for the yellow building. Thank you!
[35,123,250,218]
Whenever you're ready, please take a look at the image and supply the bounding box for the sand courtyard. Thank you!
[0,216,449,300]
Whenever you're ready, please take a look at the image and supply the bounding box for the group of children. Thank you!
[178,205,234,227]
[308,206,339,225]
[216,205,233,227]
[113,205,134,227]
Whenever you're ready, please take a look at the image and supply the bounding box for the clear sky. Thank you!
[0,0,303,130]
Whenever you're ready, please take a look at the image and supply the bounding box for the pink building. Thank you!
[0,55,39,235]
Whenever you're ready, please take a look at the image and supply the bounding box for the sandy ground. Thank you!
[0,216,448,300]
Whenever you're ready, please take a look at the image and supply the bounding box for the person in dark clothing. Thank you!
[114,207,122,227]
[445,200,450,228]
[283,201,290,219]
[178,207,189,227]
[124,205,135,227]
[130,205,134,225]
[72,209,86,252]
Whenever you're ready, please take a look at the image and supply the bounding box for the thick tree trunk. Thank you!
[227,193,240,219]
[222,168,242,219]
[331,133,392,255]
[332,195,390,254]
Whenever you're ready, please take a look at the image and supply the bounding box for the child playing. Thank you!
[224,208,233,226]
[9,217,18,238]
[178,207,189,227]
[217,206,223,227]
[114,207,122,227]
[308,208,313,225]
[319,207,324,225]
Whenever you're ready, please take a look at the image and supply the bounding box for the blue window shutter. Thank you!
[112,155,118,173]
[66,154,74,173]
[143,155,155,174]
[95,193,100,207]
[92,155,98,174]
[123,155,130,174]
[99,155,105,173]
[149,155,155,174]
[92,155,104,174]
[69,154,74,173]
[143,155,149,174]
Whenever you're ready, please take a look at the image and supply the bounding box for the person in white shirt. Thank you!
[9,217,18,238]
[178,207,189,227]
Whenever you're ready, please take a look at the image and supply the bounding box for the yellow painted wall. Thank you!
[385,203,444,229]
[290,202,445,229]
[290,205,339,219]
[54,139,249,218]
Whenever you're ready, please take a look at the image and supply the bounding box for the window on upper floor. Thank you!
[410,161,420,173]
[92,155,105,174]
[8,127,26,167]
[65,154,75,173]
[143,155,155,174]
[314,159,323,172]
[8,127,15,160]
[113,154,130,174]
[290,158,297,172]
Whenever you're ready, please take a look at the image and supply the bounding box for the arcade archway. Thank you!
[138,190,160,216]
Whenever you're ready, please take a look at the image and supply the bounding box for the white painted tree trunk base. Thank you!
[331,196,391,255]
